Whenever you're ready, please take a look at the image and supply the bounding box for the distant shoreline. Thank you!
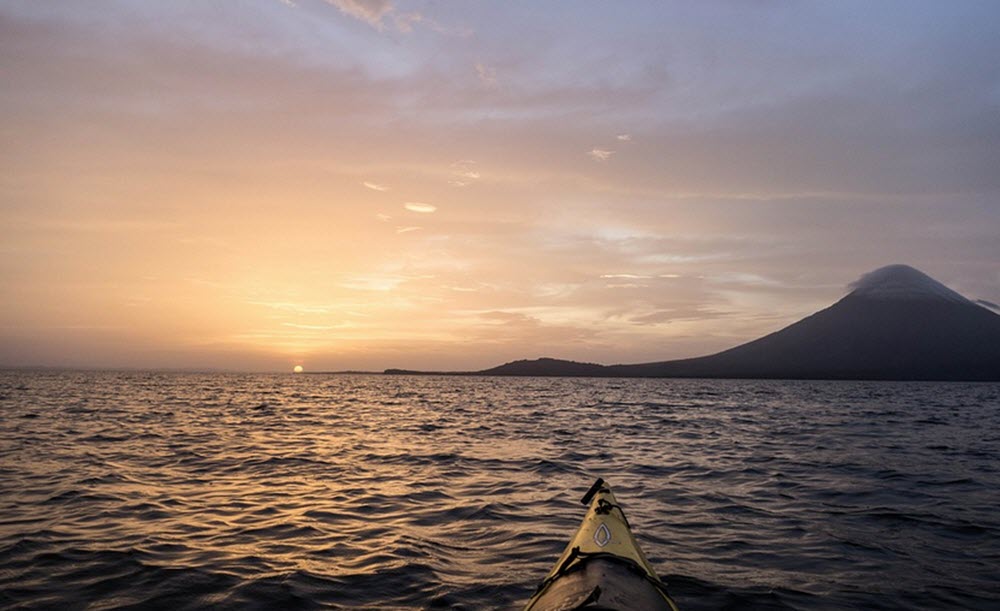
[2,366,997,382]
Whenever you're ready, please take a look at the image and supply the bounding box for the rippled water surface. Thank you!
[1,372,998,610]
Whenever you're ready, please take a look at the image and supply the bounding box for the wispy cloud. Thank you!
[601,273,652,279]
[630,306,730,325]
[340,274,403,291]
[250,301,333,314]
[709,272,785,287]
[449,160,481,186]
[396,226,421,234]
[600,273,682,280]
[364,181,389,191]
[471,310,600,345]
[393,11,423,32]
[325,0,394,29]
[340,272,434,291]
[325,0,428,33]
[588,148,614,161]
[404,202,437,213]
[376,213,392,222]
[281,322,343,330]
[637,253,729,264]
[479,310,540,325]
[617,134,632,141]
[475,62,497,87]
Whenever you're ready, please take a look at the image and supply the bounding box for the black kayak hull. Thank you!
[525,556,677,611]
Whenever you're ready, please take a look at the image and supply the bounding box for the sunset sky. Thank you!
[2,1,999,372]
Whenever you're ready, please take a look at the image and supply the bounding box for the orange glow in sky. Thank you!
[1,2,998,371]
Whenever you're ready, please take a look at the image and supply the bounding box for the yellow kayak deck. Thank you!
[524,478,679,611]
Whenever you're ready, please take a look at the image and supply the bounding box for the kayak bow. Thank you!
[524,478,679,611]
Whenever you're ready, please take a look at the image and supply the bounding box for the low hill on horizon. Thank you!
[385,265,1000,381]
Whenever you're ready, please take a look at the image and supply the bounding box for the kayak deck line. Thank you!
[524,478,679,611]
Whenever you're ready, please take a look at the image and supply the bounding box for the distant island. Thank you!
[386,265,1000,382]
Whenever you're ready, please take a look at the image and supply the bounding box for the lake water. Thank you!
[1,372,998,610]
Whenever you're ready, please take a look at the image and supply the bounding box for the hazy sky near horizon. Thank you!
[2,1,999,371]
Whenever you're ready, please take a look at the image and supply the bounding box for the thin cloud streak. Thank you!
[324,0,394,29]
[404,202,437,213]
[588,148,614,161]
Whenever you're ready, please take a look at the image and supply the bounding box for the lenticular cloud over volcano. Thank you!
[847,264,972,304]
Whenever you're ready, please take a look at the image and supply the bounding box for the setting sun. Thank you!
[293,365,304,373]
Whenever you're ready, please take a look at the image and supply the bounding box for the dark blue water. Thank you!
[1,372,998,610]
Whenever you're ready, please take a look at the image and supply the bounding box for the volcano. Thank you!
[468,265,1000,381]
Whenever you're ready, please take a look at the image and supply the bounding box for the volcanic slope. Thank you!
[605,264,1000,381]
